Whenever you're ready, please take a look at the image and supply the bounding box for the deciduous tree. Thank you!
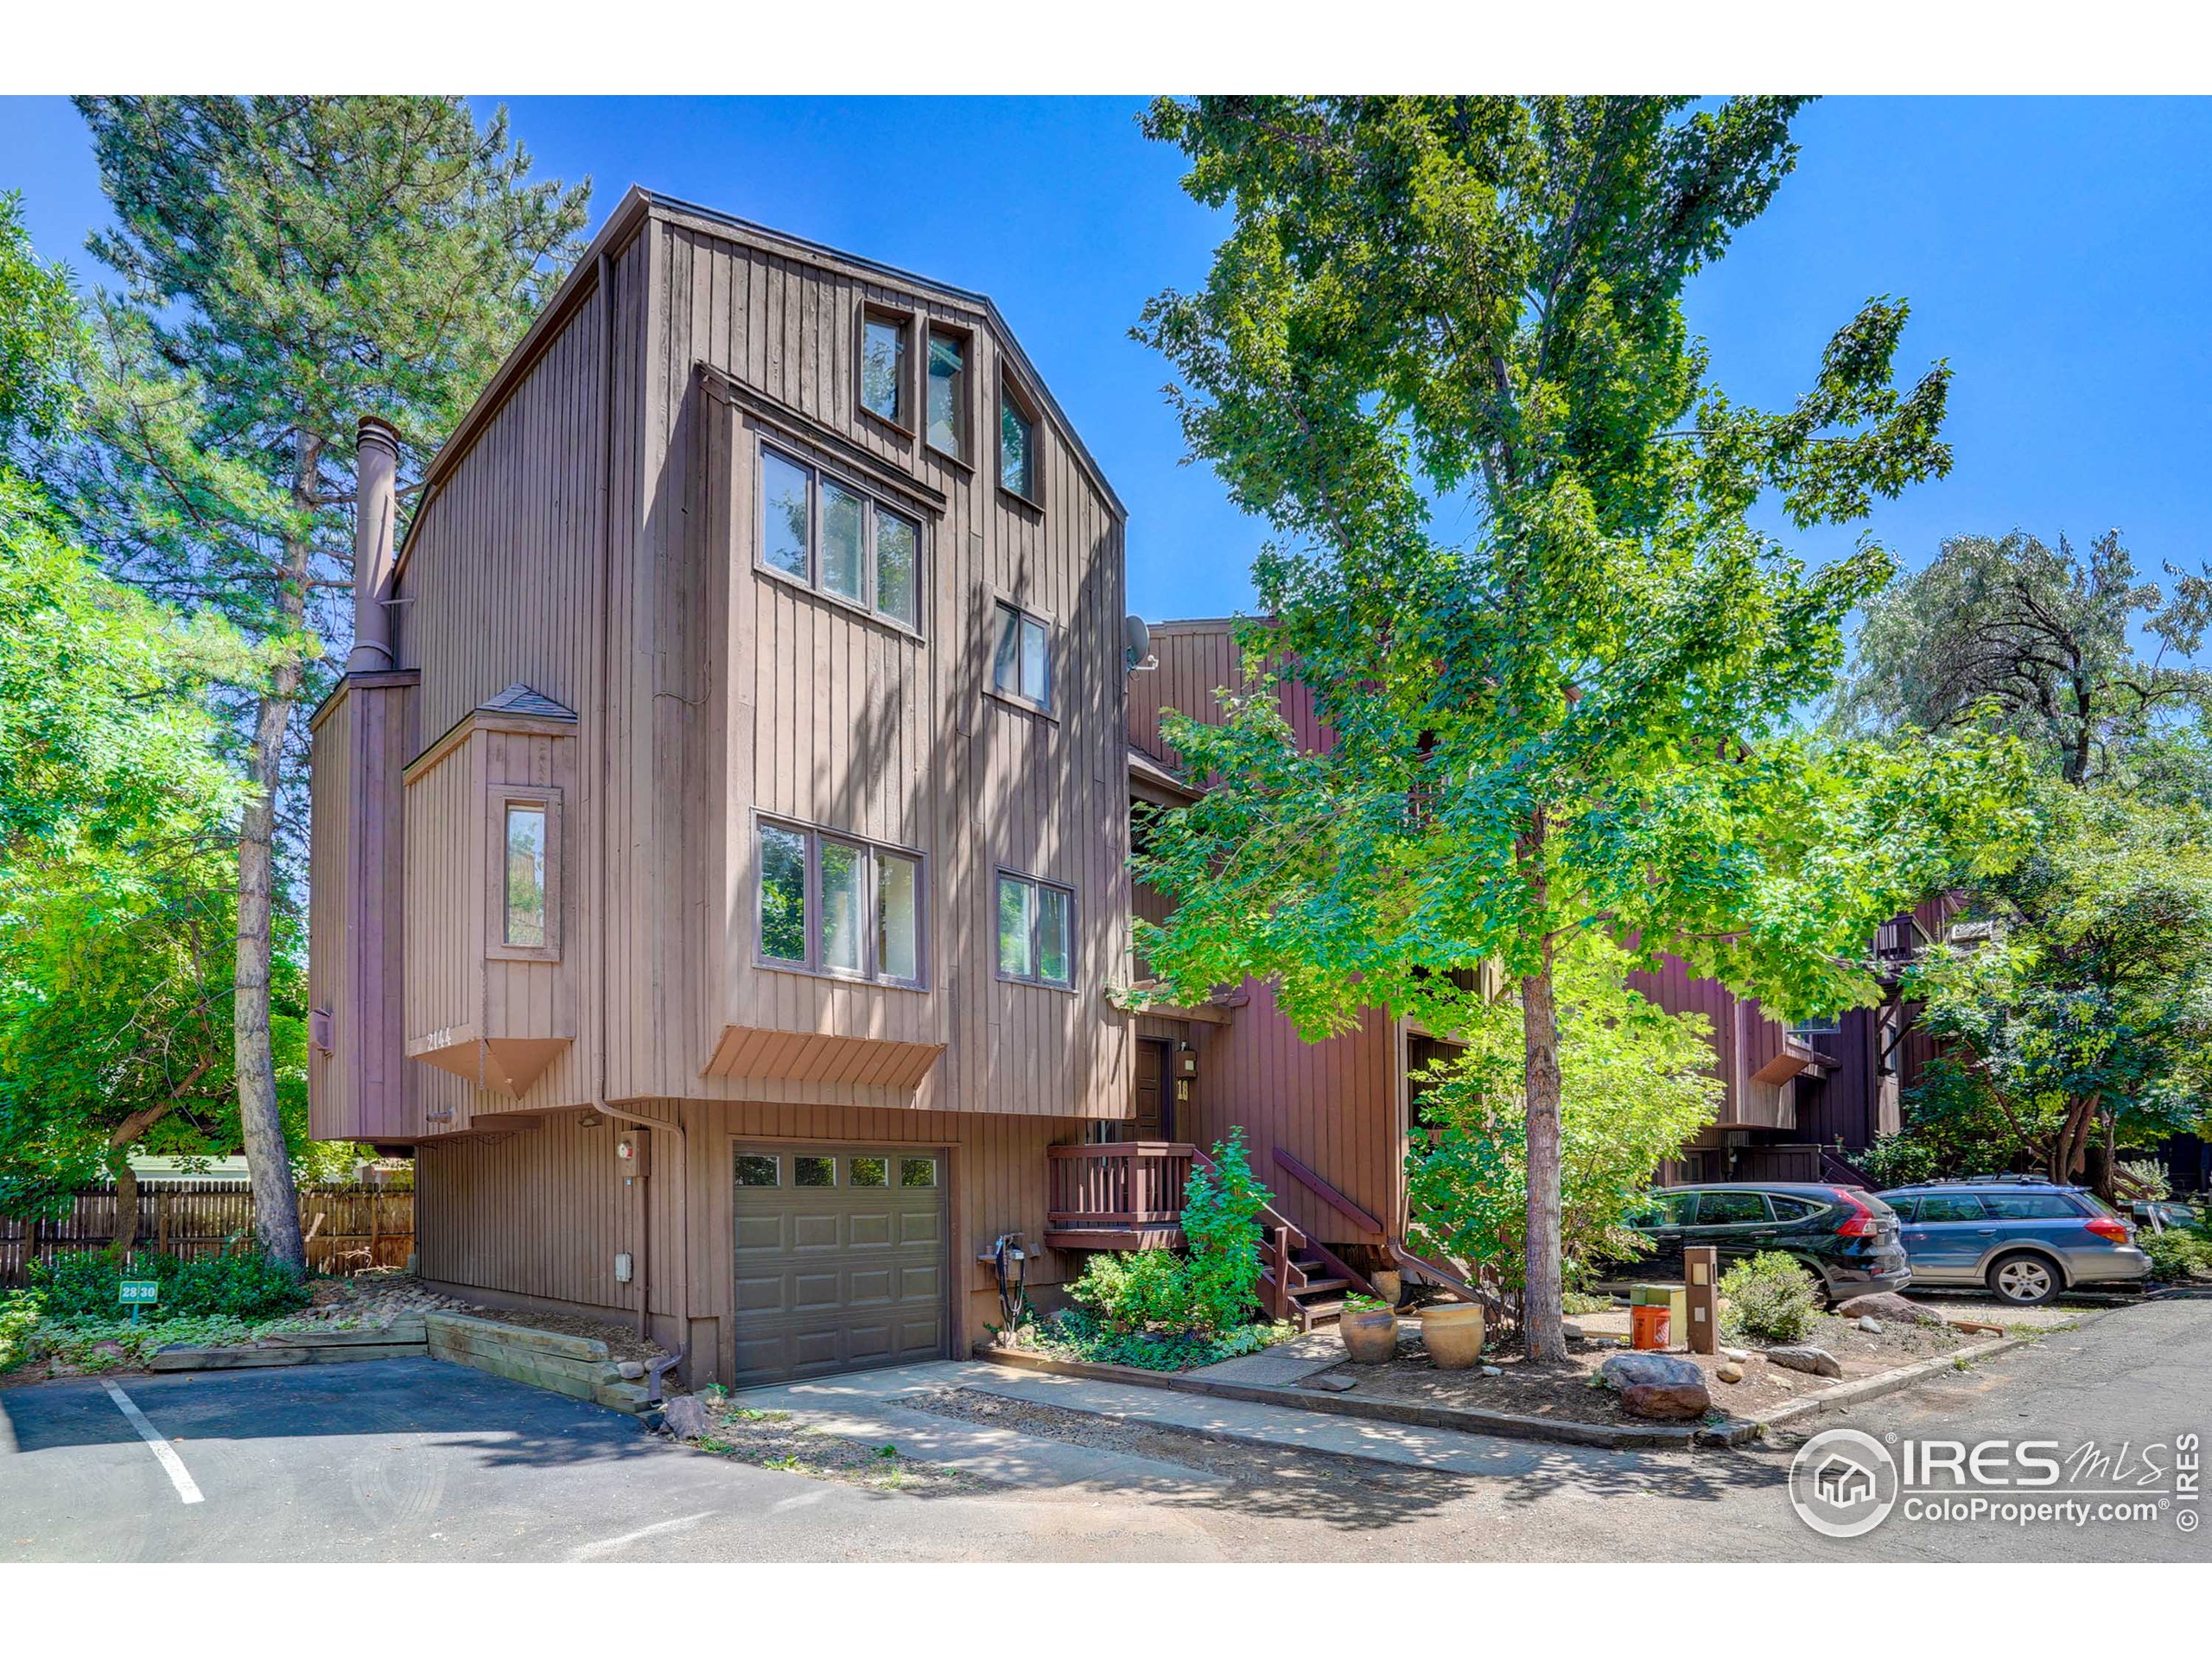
[1132,97,2024,1358]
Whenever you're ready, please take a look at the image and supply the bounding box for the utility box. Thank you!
[613,1252,633,1284]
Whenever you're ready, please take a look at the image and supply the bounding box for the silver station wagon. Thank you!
[1875,1176,2152,1306]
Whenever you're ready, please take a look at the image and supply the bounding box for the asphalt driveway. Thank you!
[4,1296,2206,1562]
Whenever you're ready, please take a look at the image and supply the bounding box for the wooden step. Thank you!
[1293,1275,1351,1297]
[1298,1298,1345,1325]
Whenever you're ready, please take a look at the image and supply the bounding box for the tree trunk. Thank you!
[112,1161,140,1260]
[236,675,305,1270]
[1521,937,1567,1363]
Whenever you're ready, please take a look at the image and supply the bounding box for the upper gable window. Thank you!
[992,601,1051,711]
[1000,376,1039,503]
[757,442,924,632]
[925,327,967,461]
[860,308,909,429]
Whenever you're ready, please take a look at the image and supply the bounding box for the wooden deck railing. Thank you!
[1045,1142,1195,1230]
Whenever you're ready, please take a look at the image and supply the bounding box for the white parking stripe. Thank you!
[100,1379,204,1504]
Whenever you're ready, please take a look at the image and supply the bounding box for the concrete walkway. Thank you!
[729,1354,1570,1480]
[725,1361,1230,1491]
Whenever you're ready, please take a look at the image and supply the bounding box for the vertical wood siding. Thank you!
[415,1096,1092,1382]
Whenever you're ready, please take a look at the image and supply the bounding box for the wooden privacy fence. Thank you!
[0,1183,415,1287]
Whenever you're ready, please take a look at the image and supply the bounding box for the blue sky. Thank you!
[4,95,2208,624]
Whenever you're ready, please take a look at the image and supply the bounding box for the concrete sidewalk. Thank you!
[728,1355,1574,1481]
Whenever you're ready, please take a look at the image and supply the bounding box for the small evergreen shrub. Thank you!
[1719,1251,1821,1344]
[1066,1249,1193,1333]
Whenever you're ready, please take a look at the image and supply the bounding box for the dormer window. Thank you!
[860,307,910,429]
[925,327,968,461]
[1000,375,1039,503]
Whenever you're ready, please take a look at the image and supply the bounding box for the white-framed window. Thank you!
[757,442,923,630]
[756,815,925,988]
[996,869,1073,989]
[991,600,1052,711]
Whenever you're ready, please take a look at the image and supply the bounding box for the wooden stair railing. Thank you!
[1190,1146,1376,1331]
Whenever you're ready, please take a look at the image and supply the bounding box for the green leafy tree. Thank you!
[60,98,589,1265]
[1131,97,2025,1357]
[1405,939,1724,1294]
[1840,531,2212,1191]
[1837,530,2210,789]
[0,194,270,1243]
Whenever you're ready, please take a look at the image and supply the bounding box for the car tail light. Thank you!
[1834,1192,1878,1238]
[2085,1217,2131,1243]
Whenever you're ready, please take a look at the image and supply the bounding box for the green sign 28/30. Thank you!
[118,1281,160,1304]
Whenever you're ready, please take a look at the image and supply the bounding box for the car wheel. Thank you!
[1988,1253,2060,1306]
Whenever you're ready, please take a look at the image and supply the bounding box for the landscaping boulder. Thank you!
[659,1393,710,1441]
[1598,1351,1710,1420]
[1765,1344,1843,1378]
[1834,1292,1942,1327]
[1855,1316,1882,1333]
[1716,1360,1745,1384]
[616,1360,646,1380]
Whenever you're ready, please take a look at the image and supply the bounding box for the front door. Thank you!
[1134,1039,1172,1141]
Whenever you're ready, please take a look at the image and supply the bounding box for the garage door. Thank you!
[730,1145,948,1387]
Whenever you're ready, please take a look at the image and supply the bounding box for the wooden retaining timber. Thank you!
[0,1185,414,1286]
[423,1311,652,1414]
[146,1319,429,1371]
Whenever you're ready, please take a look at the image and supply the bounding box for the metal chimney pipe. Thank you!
[345,416,402,673]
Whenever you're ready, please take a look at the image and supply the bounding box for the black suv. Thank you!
[1610,1183,1910,1303]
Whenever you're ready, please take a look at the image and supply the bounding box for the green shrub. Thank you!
[1027,1306,1296,1371]
[1561,1288,1616,1316]
[1719,1252,1821,1344]
[29,1244,307,1322]
[2142,1225,2212,1282]
[0,1289,41,1373]
[1064,1130,1274,1339]
[1066,1249,1192,1333]
[1177,1128,1268,1333]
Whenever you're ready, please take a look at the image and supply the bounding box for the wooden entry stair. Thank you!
[1043,1141,1376,1332]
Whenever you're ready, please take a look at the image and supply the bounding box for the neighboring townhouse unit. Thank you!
[309,189,1137,1388]
[1117,619,1948,1278]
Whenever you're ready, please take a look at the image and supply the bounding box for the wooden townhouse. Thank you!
[1115,620,1955,1280]
[310,188,1140,1389]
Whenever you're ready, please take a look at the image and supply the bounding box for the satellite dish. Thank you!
[1123,613,1155,671]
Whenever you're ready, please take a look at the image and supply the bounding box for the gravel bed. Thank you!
[686,1395,989,1495]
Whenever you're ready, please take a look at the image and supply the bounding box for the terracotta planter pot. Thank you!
[1419,1303,1486,1370]
[1370,1269,1403,1307]
[1339,1306,1399,1364]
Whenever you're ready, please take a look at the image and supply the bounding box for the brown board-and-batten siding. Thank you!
[331,192,1142,1386]
[414,1099,1093,1381]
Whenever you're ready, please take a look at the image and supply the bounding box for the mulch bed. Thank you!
[1314,1311,1967,1425]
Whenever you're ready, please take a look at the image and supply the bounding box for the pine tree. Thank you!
[63,98,588,1265]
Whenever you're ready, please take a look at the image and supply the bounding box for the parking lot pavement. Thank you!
[0,1357,1229,1563]
[3,1296,2204,1562]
